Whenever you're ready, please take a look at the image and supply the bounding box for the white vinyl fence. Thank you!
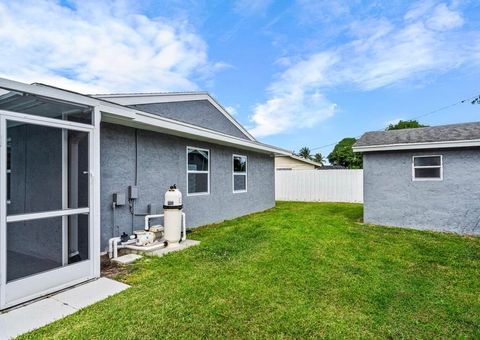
[275,169,363,203]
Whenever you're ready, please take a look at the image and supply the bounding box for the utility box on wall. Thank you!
[113,192,126,206]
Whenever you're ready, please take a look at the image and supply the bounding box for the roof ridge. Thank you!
[356,120,480,150]
[374,121,480,134]
[90,91,209,97]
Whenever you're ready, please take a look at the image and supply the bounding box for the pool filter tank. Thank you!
[163,185,183,246]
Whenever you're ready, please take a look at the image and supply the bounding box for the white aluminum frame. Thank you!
[186,146,210,196]
[412,155,443,181]
[0,108,98,310]
[232,154,247,193]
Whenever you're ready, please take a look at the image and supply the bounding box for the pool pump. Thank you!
[108,185,187,259]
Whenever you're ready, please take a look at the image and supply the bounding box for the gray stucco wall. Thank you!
[131,100,250,140]
[363,148,480,235]
[100,122,275,250]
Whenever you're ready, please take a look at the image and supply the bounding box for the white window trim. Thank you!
[412,155,443,181]
[186,146,210,196]
[232,154,247,193]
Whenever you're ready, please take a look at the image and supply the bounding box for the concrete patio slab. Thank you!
[112,253,142,265]
[0,278,129,339]
[52,277,130,310]
[150,239,200,257]
[122,239,200,257]
[0,298,76,340]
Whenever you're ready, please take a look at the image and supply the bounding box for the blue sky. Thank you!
[0,1,479,156]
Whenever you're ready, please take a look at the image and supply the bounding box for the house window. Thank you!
[187,147,209,195]
[233,154,247,193]
[412,155,442,181]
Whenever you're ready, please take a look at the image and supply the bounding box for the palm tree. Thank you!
[313,152,325,165]
[298,147,312,160]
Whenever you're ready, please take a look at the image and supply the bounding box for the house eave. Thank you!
[103,111,290,155]
[353,139,480,153]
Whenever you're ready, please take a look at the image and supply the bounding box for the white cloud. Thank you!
[425,3,463,31]
[404,0,436,21]
[249,53,338,137]
[249,2,471,137]
[225,106,237,116]
[250,90,336,137]
[234,0,272,15]
[295,0,351,24]
[0,0,219,93]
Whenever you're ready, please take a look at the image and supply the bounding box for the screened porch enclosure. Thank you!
[0,84,97,309]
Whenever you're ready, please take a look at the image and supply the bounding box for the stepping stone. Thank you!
[111,254,142,264]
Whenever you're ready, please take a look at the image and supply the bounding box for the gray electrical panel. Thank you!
[128,185,139,200]
[113,193,126,206]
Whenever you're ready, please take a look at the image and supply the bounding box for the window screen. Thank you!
[412,155,442,180]
[233,155,247,192]
[187,147,209,194]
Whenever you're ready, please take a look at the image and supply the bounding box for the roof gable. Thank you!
[92,93,255,141]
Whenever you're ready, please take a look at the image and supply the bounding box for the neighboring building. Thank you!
[275,154,323,170]
[353,122,480,236]
[0,78,289,309]
[317,165,346,170]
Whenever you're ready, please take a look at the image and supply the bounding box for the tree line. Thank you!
[295,120,426,169]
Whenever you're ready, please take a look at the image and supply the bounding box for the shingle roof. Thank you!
[355,121,480,147]
[276,154,323,167]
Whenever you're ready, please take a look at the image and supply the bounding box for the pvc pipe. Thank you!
[144,214,164,231]
[108,237,120,258]
[181,212,186,241]
[112,202,117,237]
[144,212,185,243]
[113,239,136,259]
[114,239,118,259]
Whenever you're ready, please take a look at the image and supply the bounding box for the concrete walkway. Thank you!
[0,278,129,339]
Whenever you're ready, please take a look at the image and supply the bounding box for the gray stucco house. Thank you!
[0,77,288,309]
[353,122,480,236]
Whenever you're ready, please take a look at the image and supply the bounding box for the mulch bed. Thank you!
[100,255,130,279]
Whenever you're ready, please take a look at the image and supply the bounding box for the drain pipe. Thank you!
[181,212,186,241]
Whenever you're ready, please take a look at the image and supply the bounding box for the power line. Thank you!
[309,93,480,152]
[409,94,479,121]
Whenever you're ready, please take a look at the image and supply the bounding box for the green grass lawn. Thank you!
[23,202,480,339]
